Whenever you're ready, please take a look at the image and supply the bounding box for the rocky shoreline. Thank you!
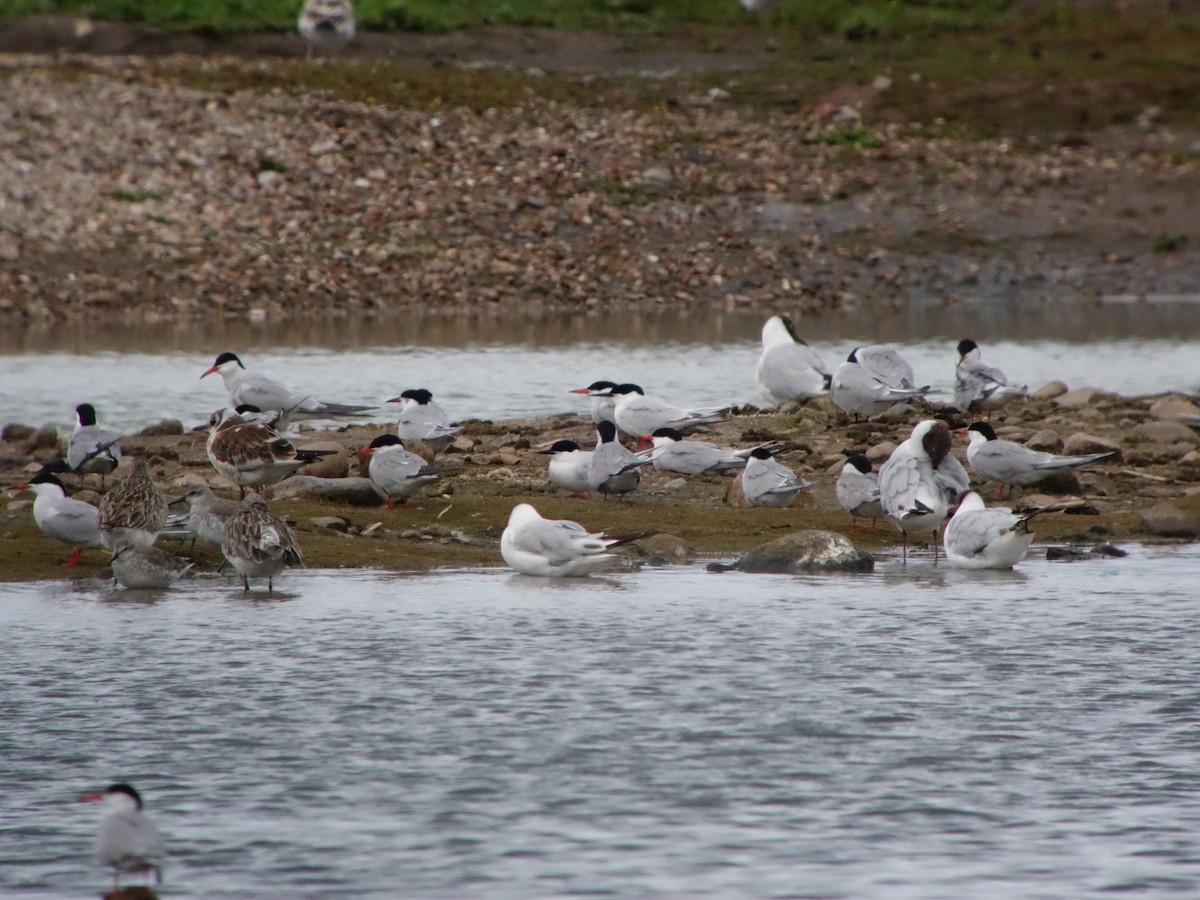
[3,386,1199,584]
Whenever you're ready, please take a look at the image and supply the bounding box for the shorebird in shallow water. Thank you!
[222,493,303,593]
[500,502,641,577]
[110,542,194,589]
[79,783,165,892]
[943,491,1039,570]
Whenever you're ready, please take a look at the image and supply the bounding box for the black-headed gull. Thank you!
[878,419,958,561]
[830,353,931,417]
[500,503,638,577]
[943,491,1038,570]
[963,421,1116,498]
[741,447,813,507]
[954,339,1026,413]
[221,494,303,593]
[67,403,122,487]
[357,434,444,507]
[756,314,831,404]
[79,783,165,892]
[835,454,886,533]
[537,439,594,497]
[97,458,168,551]
[202,352,373,422]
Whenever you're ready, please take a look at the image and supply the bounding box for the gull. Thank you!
[179,483,242,548]
[537,439,594,497]
[98,458,168,551]
[587,420,648,499]
[830,353,931,418]
[357,434,445,507]
[835,454,886,533]
[221,494,303,593]
[878,419,957,561]
[756,314,832,404]
[10,469,103,566]
[201,352,373,422]
[110,542,195,590]
[943,491,1038,570]
[79,783,165,892]
[640,427,779,476]
[741,447,814,507]
[500,502,641,577]
[206,408,334,495]
[608,383,728,441]
[235,403,293,433]
[388,388,462,454]
[299,0,356,57]
[954,339,1026,414]
[67,403,121,487]
[963,421,1117,498]
[850,345,920,389]
[569,380,619,426]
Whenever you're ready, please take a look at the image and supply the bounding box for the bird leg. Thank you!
[901,530,908,563]
[62,547,82,567]
[385,496,394,509]
[849,517,858,534]
[870,518,877,533]
[242,575,250,592]
[268,577,274,595]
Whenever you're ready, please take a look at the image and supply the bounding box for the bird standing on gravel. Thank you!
[202,351,373,423]
[357,434,445,507]
[10,470,103,566]
[537,439,594,497]
[608,383,727,441]
[569,380,619,426]
[962,421,1116,498]
[954,339,1026,414]
[756,315,831,405]
[641,427,776,476]
[67,403,122,487]
[830,351,931,418]
[388,388,462,455]
[587,420,647,499]
[835,454,886,533]
[206,408,335,495]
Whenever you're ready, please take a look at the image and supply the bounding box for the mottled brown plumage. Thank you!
[97,458,168,550]
[221,494,303,593]
[206,409,332,494]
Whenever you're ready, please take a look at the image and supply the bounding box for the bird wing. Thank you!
[512,518,606,565]
[859,346,916,389]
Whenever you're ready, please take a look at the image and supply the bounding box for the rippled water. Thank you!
[4,545,1200,898]
[2,306,1198,432]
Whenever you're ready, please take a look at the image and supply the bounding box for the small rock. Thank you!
[138,419,184,437]
[450,435,476,452]
[631,533,696,565]
[311,516,349,532]
[297,440,350,479]
[23,425,59,453]
[877,403,917,423]
[1149,395,1200,422]
[866,441,896,462]
[1025,429,1062,451]
[708,530,873,574]
[1062,432,1122,458]
[1054,387,1115,409]
[1,423,34,441]
[308,138,339,157]
[1031,470,1083,495]
[488,452,521,466]
[1133,421,1197,445]
[1139,502,1200,538]
[1032,381,1069,400]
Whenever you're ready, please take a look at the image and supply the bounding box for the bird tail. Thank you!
[295,449,338,463]
[1038,450,1117,470]
[316,401,377,417]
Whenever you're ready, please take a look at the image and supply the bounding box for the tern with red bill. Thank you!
[201,351,373,422]
[79,783,165,892]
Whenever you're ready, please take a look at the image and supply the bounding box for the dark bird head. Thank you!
[956,339,979,359]
[75,403,98,426]
[596,420,619,443]
[749,447,774,460]
[390,388,433,405]
[203,352,244,378]
[650,427,684,441]
[966,421,998,441]
[845,453,873,474]
[608,383,644,396]
[537,440,581,455]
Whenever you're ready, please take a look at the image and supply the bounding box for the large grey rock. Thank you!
[1139,502,1200,538]
[1062,432,1122,458]
[1133,421,1197,445]
[270,476,384,507]
[708,530,874,574]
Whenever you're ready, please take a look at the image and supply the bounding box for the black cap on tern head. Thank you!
[368,434,404,450]
[28,471,67,490]
[105,783,143,810]
[538,439,581,455]
[609,383,644,396]
[75,403,98,426]
[596,420,619,442]
[845,453,873,474]
[235,404,262,415]
[956,339,979,358]
[212,352,244,369]
[778,315,800,342]
[847,347,861,363]
[650,427,684,441]
[749,447,774,460]
[586,380,617,393]
[966,421,998,440]
[399,389,434,405]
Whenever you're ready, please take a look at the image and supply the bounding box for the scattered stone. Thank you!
[877,403,917,423]
[1062,432,1122,458]
[270,475,383,506]
[866,441,896,462]
[1032,381,1069,400]
[1025,429,1062,452]
[1046,542,1128,561]
[1054,387,1113,409]
[297,440,350,479]
[137,419,184,437]
[631,533,695,565]
[707,530,874,574]
[311,516,350,532]
[488,452,521,466]
[1149,395,1200,422]
[1031,470,1084,495]
[1133,421,1197,445]
[1,423,34,442]
[1139,501,1200,538]
[23,425,59,453]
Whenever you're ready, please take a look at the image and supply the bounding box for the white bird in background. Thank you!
[830,352,931,418]
[850,344,920,389]
[110,542,194,590]
[79,783,165,892]
[537,439,594,497]
[943,491,1039,570]
[500,502,641,577]
[608,383,727,441]
[878,419,958,561]
[11,469,103,566]
[221,493,303,593]
[67,403,122,487]
[202,352,374,422]
[569,380,619,426]
[835,454,886,533]
[963,421,1117,498]
[388,388,462,454]
[298,0,356,56]
[756,314,832,404]
[587,420,648,499]
[641,427,779,476]
[741,447,813,508]
[357,434,445,507]
[954,339,1027,414]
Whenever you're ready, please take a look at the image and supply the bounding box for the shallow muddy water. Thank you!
[3,544,1200,898]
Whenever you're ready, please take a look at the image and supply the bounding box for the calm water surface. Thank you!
[2,306,1198,432]
[3,545,1200,898]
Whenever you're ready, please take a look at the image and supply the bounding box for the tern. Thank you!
[954,339,1026,414]
[608,383,727,441]
[741,447,814,507]
[201,352,373,422]
[850,344,920,389]
[79,783,165,892]
[206,408,335,494]
[640,427,778,476]
[110,542,194,589]
[830,353,931,418]
[756,314,832,404]
[537,439,594,497]
[357,434,445,507]
[98,458,168,551]
[878,420,959,561]
[221,493,303,593]
[943,491,1039,569]
[67,403,122,487]
[388,388,462,454]
[835,454,886,533]
[963,421,1117,498]
[11,469,103,566]
[500,502,641,577]
[587,420,648,499]
[569,380,619,426]
[299,0,356,56]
